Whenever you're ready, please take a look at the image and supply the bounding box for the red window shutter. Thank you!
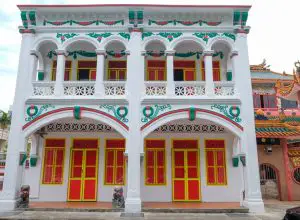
[109,70,117,80]
[119,70,126,80]
[201,61,205,81]
[156,150,165,184]
[148,60,165,68]
[105,150,114,184]
[148,70,156,80]
[90,70,96,80]
[207,167,215,184]
[217,167,226,184]
[213,61,220,81]
[206,151,214,166]
[185,70,195,81]
[216,151,224,166]
[64,70,70,81]
[146,150,155,184]
[157,70,165,80]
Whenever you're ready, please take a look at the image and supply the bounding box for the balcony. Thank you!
[214,81,236,97]
[174,81,206,96]
[63,81,95,96]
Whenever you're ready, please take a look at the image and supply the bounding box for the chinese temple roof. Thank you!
[255,109,300,139]
[275,63,300,101]
[250,59,293,83]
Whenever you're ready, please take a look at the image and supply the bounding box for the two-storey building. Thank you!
[250,61,300,202]
[0,4,264,213]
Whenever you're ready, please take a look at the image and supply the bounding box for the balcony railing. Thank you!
[214,81,236,97]
[0,153,6,168]
[175,81,206,96]
[63,81,95,96]
[32,82,55,96]
[145,81,167,96]
[104,81,126,96]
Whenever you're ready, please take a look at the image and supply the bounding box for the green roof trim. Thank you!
[256,127,293,132]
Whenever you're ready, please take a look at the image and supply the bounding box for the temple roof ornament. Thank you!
[275,60,300,101]
[250,59,270,72]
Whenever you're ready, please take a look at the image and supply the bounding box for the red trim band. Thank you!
[22,107,129,131]
[141,108,243,131]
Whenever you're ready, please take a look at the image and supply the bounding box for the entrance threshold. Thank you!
[24,202,248,213]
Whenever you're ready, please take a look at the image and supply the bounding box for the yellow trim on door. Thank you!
[171,139,201,202]
[67,138,99,202]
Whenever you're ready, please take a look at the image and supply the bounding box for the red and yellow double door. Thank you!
[172,140,201,201]
[68,139,98,201]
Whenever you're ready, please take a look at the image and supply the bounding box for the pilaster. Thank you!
[125,31,143,213]
[234,32,264,213]
[0,31,34,211]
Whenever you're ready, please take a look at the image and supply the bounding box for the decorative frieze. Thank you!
[43,19,124,26]
[193,32,236,43]
[45,122,115,132]
[99,105,128,123]
[154,123,225,133]
[148,19,222,26]
[56,33,79,43]
[141,104,172,123]
[142,32,182,41]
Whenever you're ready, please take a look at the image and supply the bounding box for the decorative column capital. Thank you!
[203,50,214,57]
[165,50,175,56]
[230,50,239,58]
[125,50,130,56]
[95,49,106,56]
[55,49,67,56]
[30,49,38,58]
[234,26,251,35]
[19,28,36,34]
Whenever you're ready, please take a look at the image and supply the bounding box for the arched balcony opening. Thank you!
[173,41,205,97]
[144,41,167,96]
[103,41,127,97]
[211,42,236,97]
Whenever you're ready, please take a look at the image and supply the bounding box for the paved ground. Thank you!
[0,204,294,220]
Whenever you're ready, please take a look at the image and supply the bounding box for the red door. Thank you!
[172,140,200,201]
[68,139,98,201]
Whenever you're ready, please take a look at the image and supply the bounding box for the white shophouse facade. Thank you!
[0,4,264,213]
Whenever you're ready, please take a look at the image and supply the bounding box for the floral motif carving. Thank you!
[25,104,55,122]
[193,32,236,44]
[141,104,172,123]
[86,32,113,42]
[99,105,129,123]
[56,33,79,43]
[210,104,241,123]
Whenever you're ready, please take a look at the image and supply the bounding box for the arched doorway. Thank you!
[259,163,280,200]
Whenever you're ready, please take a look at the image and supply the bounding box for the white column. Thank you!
[234,30,264,213]
[0,31,34,211]
[166,50,175,96]
[54,49,66,96]
[95,49,106,97]
[125,31,144,213]
[203,50,214,96]
[29,50,38,95]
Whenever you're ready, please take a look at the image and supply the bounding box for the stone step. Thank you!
[18,207,249,213]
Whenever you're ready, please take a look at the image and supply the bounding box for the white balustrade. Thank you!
[174,81,206,96]
[63,81,95,96]
[32,82,55,96]
[145,81,167,96]
[104,81,126,96]
[214,81,236,97]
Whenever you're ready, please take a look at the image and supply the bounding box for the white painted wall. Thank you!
[23,131,243,202]
[141,132,243,202]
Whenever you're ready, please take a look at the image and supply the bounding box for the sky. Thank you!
[0,0,299,111]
